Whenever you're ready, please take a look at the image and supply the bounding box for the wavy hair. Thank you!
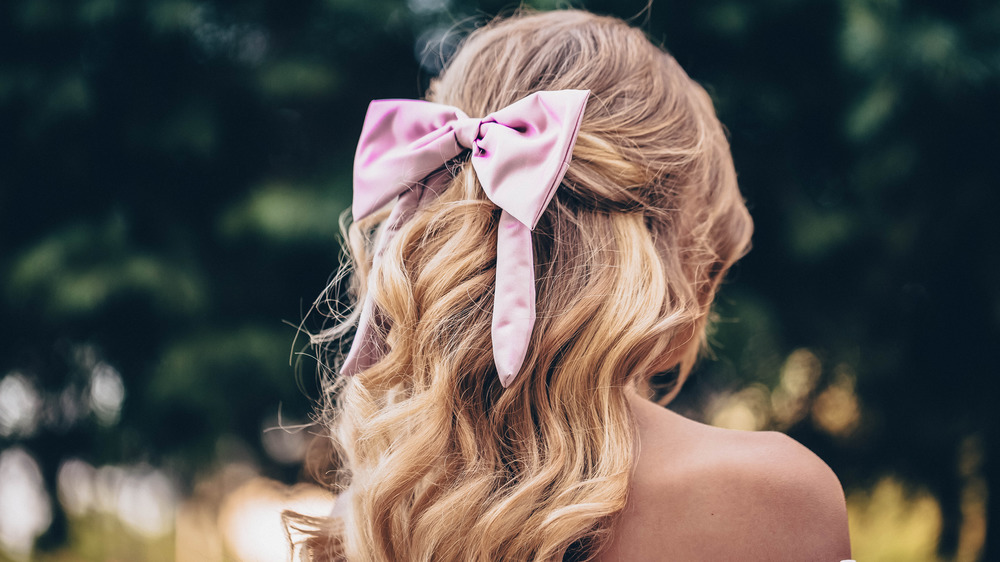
[293,10,753,561]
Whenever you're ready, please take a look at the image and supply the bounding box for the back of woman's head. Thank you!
[307,10,752,561]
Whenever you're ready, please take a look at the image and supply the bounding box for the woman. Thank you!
[298,9,851,561]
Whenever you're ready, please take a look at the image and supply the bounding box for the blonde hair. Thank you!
[296,9,753,561]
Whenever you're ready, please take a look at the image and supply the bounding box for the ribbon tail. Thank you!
[341,188,424,376]
[491,211,536,387]
[341,289,378,376]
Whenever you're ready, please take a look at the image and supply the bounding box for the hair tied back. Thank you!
[344,89,590,387]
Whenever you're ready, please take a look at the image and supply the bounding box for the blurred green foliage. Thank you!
[0,0,997,559]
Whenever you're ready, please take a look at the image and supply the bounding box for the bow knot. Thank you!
[452,116,483,151]
[344,89,590,387]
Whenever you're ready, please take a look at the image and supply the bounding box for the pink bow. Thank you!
[343,89,590,387]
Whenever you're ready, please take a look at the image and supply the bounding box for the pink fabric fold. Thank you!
[344,89,589,387]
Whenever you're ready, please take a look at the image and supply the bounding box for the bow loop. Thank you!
[345,89,590,386]
[352,100,470,220]
[473,89,589,228]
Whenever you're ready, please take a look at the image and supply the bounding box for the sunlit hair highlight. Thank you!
[293,9,753,561]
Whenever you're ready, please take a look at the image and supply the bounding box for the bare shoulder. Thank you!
[599,392,851,562]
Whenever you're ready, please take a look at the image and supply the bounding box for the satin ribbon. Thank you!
[343,89,590,387]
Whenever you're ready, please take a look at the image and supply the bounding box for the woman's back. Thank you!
[598,391,850,561]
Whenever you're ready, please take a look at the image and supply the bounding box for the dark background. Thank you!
[1,0,997,559]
